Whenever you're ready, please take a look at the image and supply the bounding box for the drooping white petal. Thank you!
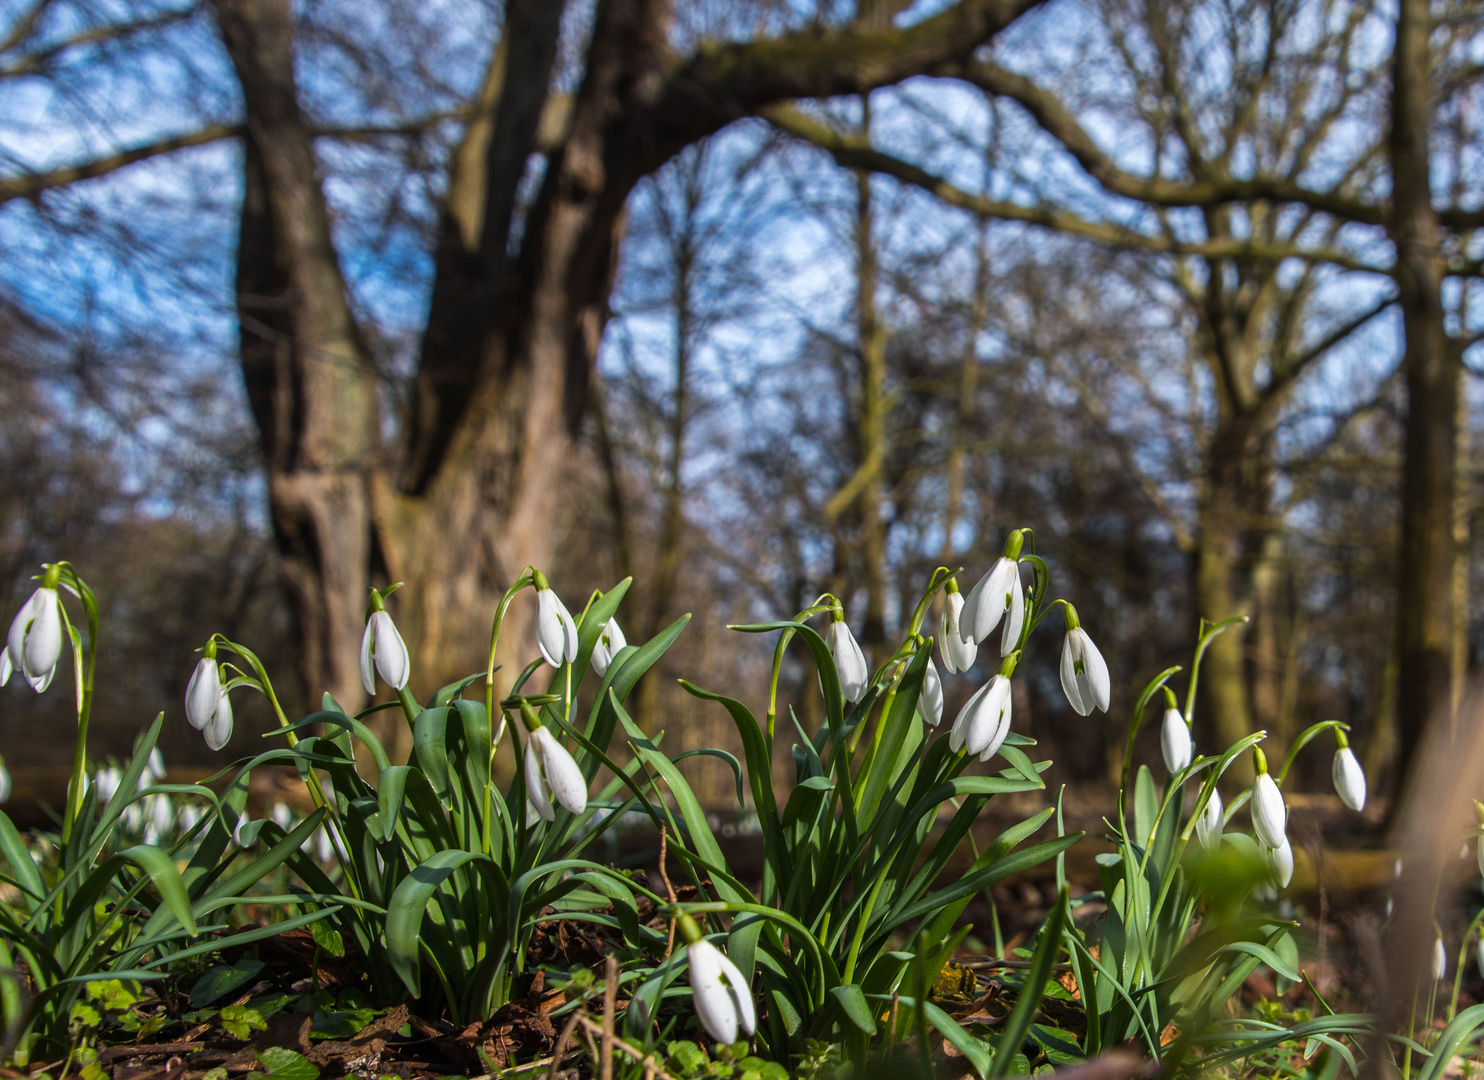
[939,592,977,674]
[203,689,233,751]
[0,764,11,804]
[359,616,377,694]
[1331,747,1367,812]
[962,675,1012,758]
[1060,629,1110,716]
[271,802,293,830]
[1250,773,1287,850]
[1160,708,1192,773]
[1000,569,1024,657]
[532,726,587,816]
[949,678,992,753]
[0,649,11,687]
[22,588,61,683]
[688,940,751,1045]
[537,588,579,666]
[1196,788,1224,849]
[960,559,1018,645]
[5,591,38,678]
[147,748,166,780]
[713,948,757,1036]
[976,681,1013,762]
[919,658,943,727]
[826,620,869,703]
[185,658,220,731]
[592,616,629,678]
[525,739,555,821]
[371,611,411,690]
[1266,835,1294,889]
[1434,935,1448,981]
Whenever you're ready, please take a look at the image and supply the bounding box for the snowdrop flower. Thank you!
[961,553,1024,655]
[521,703,587,820]
[150,794,173,835]
[680,915,755,1046]
[6,574,63,694]
[0,757,10,805]
[1160,700,1191,773]
[1476,936,1484,980]
[1329,731,1365,812]
[146,748,165,781]
[1196,787,1223,849]
[315,825,336,864]
[177,803,201,834]
[919,656,943,727]
[185,645,234,751]
[591,616,627,677]
[1249,752,1287,850]
[1434,934,1448,981]
[95,766,121,808]
[534,571,578,667]
[1266,835,1294,889]
[825,610,869,703]
[1059,608,1110,716]
[359,591,410,695]
[271,802,293,830]
[938,583,977,674]
[950,673,1012,760]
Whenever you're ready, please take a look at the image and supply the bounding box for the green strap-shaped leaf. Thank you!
[828,984,876,1035]
[118,845,197,935]
[386,849,491,996]
[412,706,453,799]
[0,811,44,906]
[854,642,929,823]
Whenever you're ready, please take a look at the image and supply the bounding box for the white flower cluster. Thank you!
[823,540,1111,766]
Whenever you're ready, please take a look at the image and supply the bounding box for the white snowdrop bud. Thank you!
[7,583,63,693]
[825,613,869,704]
[1160,707,1191,773]
[359,607,410,694]
[534,574,579,667]
[680,916,755,1046]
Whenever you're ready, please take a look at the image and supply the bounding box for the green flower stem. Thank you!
[395,685,420,727]
[484,571,536,736]
[764,597,833,742]
[1274,720,1348,785]
[1182,615,1247,727]
[57,564,96,847]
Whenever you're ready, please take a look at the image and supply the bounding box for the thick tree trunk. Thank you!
[216,0,1040,740]
[215,0,380,716]
[1391,0,1457,780]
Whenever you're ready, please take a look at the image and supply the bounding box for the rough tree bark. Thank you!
[213,0,1046,743]
[213,0,381,716]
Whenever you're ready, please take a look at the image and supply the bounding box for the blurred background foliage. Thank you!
[0,0,1477,808]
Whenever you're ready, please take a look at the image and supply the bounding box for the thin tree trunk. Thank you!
[853,103,889,656]
[1391,0,1457,778]
[939,229,989,566]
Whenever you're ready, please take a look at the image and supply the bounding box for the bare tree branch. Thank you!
[651,0,1047,135]
[762,105,1388,274]
[0,124,241,206]
[0,6,197,78]
[950,59,1388,226]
